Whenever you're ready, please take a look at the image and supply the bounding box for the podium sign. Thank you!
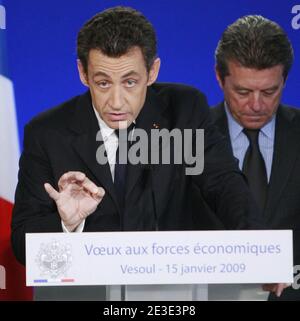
[26,230,293,286]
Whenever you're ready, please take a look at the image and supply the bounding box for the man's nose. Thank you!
[249,92,263,112]
[109,86,124,110]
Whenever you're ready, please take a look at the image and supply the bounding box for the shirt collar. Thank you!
[260,115,276,139]
[224,102,276,140]
[224,102,244,141]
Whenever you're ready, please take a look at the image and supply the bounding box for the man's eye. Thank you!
[97,81,110,88]
[263,91,276,96]
[125,79,137,88]
[237,91,249,97]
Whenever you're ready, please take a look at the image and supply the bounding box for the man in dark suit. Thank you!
[11,7,259,286]
[210,15,300,300]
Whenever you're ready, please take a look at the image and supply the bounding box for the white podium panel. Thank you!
[26,230,293,289]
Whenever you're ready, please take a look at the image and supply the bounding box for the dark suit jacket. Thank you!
[12,83,260,265]
[211,102,300,300]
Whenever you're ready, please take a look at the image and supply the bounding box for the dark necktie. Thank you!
[114,123,134,210]
[242,129,268,211]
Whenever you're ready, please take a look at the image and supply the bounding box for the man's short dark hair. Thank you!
[77,6,157,73]
[215,15,294,82]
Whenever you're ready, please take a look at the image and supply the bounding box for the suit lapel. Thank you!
[125,86,170,198]
[68,92,119,210]
[265,106,300,218]
[211,102,233,152]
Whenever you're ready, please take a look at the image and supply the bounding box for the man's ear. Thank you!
[215,65,224,89]
[147,58,161,86]
[77,59,89,87]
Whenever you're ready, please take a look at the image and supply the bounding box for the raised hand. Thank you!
[44,171,105,231]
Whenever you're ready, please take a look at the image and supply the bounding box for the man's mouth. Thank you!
[243,114,266,119]
[107,113,128,121]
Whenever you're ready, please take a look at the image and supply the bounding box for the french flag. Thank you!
[0,1,32,300]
